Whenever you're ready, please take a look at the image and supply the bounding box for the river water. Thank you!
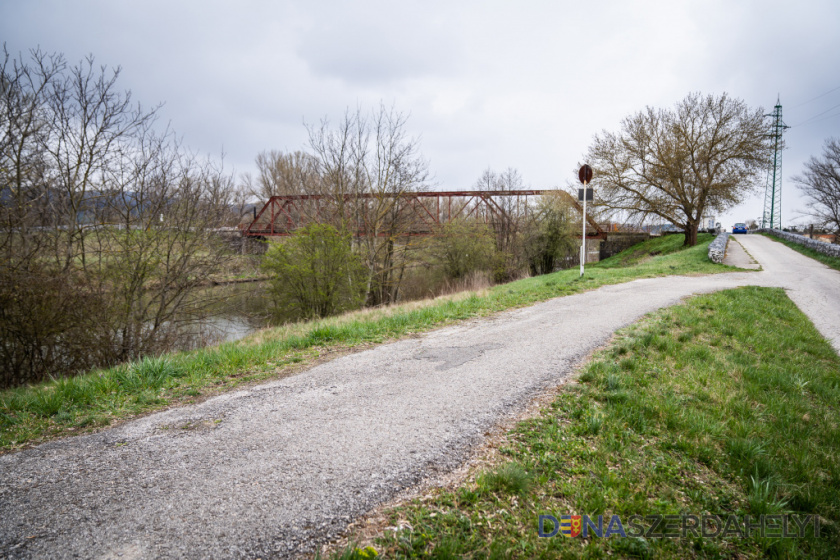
[188,281,274,346]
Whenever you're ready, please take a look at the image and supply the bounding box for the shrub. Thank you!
[262,224,367,320]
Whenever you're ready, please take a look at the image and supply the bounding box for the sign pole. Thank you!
[578,164,593,277]
[580,183,587,277]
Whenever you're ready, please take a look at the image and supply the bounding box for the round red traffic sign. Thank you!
[578,164,593,185]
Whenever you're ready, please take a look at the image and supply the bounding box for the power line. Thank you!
[791,110,840,129]
[791,101,840,127]
[789,85,840,109]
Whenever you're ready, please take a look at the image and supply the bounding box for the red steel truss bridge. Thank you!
[240,190,605,239]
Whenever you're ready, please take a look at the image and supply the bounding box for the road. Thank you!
[1,235,838,559]
[735,235,840,352]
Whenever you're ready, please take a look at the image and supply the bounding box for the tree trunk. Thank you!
[684,222,699,247]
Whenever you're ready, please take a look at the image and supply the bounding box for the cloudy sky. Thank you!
[3,0,839,229]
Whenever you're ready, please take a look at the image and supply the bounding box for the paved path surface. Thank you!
[1,235,838,559]
[723,235,761,270]
[737,234,840,352]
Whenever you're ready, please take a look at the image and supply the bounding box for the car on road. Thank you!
[732,223,748,234]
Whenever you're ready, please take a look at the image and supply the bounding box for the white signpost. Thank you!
[578,165,593,277]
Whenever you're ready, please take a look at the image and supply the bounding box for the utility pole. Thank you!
[762,97,789,229]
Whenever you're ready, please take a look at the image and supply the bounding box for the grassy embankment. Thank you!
[758,232,840,272]
[1,234,730,452]
[339,286,839,559]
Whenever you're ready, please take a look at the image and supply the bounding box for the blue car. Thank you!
[732,223,748,234]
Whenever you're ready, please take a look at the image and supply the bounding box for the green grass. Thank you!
[351,287,839,559]
[759,232,840,272]
[596,233,693,268]
[477,463,533,498]
[0,234,732,452]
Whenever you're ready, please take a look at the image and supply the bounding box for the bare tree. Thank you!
[523,192,578,275]
[306,104,430,305]
[362,105,430,303]
[474,167,532,279]
[794,138,840,239]
[91,129,239,362]
[492,167,524,257]
[242,149,321,201]
[587,93,771,246]
[306,107,369,228]
[0,47,139,384]
[0,46,65,273]
[0,47,239,386]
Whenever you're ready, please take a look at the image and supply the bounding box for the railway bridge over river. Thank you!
[239,189,606,239]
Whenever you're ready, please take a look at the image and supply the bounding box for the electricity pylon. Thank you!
[762,97,789,229]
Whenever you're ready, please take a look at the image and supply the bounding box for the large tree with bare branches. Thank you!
[587,93,771,246]
[795,138,840,238]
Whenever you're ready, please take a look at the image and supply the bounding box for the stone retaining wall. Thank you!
[759,229,840,258]
[708,232,729,263]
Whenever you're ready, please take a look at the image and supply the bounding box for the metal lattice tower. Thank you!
[762,98,789,229]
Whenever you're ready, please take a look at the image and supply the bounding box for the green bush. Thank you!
[262,224,367,320]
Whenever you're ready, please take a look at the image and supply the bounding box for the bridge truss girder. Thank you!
[241,190,605,239]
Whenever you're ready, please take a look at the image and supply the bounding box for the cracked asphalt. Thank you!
[1,234,838,559]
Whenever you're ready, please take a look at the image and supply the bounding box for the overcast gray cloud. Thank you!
[295,3,463,84]
[2,0,839,227]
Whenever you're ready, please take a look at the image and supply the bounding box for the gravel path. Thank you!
[1,235,838,559]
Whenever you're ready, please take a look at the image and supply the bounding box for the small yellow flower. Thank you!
[355,546,378,559]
